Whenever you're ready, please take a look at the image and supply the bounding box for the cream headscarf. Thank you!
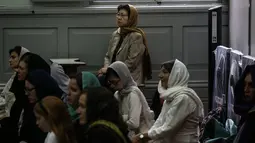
[109,61,155,129]
[158,59,204,119]
[3,46,30,92]
[19,47,29,60]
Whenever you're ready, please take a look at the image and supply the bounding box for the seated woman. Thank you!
[132,59,204,143]
[150,60,175,120]
[3,46,29,93]
[67,71,101,121]
[34,96,77,143]
[76,87,131,143]
[18,52,50,81]
[0,46,29,143]
[106,61,154,139]
[21,70,63,143]
[233,64,255,143]
[98,4,152,85]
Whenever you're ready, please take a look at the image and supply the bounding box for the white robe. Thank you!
[148,59,204,143]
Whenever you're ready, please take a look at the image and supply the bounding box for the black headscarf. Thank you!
[20,52,50,76]
[234,64,255,117]
[26,69,63,101]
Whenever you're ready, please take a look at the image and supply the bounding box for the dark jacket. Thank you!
[150,90,163,120]
[20,70,63,143]
[234,108,255,143]
[0,73,27,143]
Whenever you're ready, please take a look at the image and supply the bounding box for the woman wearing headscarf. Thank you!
[150,61,175,120]
[106,61,154,139]
[67,71,101,121]
[233,64,255,143]
[98,4,152,86]
[67,72,101,143]
[18,52,50,81]
[3,46,29,93]
[0,46,29,143]
[20,69,63,143]
[133,59,204,143]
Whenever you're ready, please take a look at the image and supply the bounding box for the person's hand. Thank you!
[97,67,107,75]
[132,134,141,143]
[97,69,103,75]
[101,67,108,74]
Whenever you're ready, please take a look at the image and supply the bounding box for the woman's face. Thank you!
[9,51,19,70]
[68,78,81,107]
[34,112,50,132]
[76,93,87,125]
[18,61,28,81]
[158,66,170,89]
[243,73,255,102]
[25,80,38,104]
[107,75,123,91]
[116,9,129,27]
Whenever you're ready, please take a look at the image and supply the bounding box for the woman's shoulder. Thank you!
[128,32,143,40]
[45,132,58,143]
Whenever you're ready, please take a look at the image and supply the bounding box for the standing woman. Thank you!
[98,4,152,85]
[133,59,204,143]
[34,96,76,143]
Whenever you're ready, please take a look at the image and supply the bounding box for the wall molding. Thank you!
[0,80,208,90]
[0,4,228,15]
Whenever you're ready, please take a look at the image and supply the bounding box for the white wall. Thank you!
[229,0,250,55]
[251,0,255,57]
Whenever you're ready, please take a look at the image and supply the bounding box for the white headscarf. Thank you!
[3,46,30,92]
[158,59,204,118]
[19,47,29,59]
[0,46,29,119]
[109,61,155,128]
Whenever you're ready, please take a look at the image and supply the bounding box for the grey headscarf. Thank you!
[108,61,137,90]
[109,61,155,129]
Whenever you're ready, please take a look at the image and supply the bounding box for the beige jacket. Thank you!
[104,30,145,85]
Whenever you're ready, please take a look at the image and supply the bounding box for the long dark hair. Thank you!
[84,87,129,139]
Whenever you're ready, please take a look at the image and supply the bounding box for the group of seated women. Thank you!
[0,4,205,143]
